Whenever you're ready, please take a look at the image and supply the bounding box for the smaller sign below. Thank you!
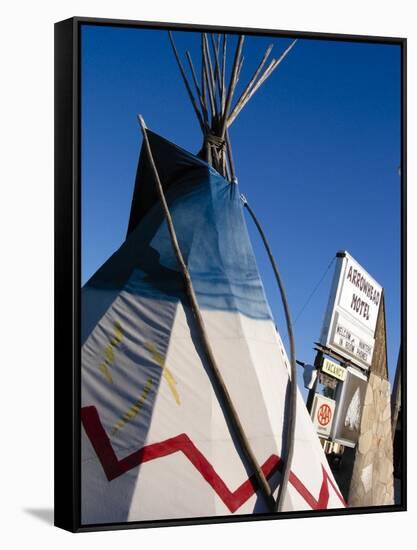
[321,357,346,382]
[330,312,375,368]
[330,366,368,448]
[311,394,336,438]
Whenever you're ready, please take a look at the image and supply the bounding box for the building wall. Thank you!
[371,294,389,380]
[348,295,394,506]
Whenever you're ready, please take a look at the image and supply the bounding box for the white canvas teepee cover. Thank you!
[81,131,345,525]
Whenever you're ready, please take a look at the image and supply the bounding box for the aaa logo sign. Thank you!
[311,395,336,437]
[317,404,332,426]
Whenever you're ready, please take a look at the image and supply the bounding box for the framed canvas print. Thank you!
[54,16,406,532]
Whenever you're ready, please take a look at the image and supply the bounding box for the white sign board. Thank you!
[311,394,336,438]
[320,251,382,369]
[330,367,368,448]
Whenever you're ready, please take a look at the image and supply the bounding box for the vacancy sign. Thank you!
[311,394,336,438]
[320,252,382,369]
[321,357,346,382]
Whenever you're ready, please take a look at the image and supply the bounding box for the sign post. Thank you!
[306,351,323,413]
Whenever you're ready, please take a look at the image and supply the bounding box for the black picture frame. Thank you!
[54,16,407,533]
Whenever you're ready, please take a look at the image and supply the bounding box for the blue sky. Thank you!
[81,24,401,390]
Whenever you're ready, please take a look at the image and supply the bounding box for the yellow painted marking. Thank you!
[163,370,180,404]
[111,377,154,435]
[111,321,123,346]
[144,341,180,405]
[144,341,165,367]
[104,344,114,364]
[99,362,113,384]
[98,321,124,383]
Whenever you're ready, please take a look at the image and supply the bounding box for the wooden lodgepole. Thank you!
[241,195,297,513]
[137,114,276,512]
[227,40,297,128]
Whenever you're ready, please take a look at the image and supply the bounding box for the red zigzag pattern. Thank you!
[81,406,346,513]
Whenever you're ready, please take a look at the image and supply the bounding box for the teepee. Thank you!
[81,31,345,525]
